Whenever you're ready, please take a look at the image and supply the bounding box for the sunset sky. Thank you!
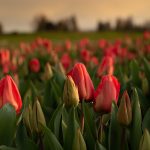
[0,0,150,32]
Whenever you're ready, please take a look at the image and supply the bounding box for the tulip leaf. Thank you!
[48,104,63,139]
[130,88,142,150]
[143,107,150,132]
[42,125,63,150]
[0,104,16,146]
[143,58,150,83]
[130,60,141,87]
[108,102,121,150]
[0,146,17,150]
[43,80,57,108]
[16,121,38,150]
[95,140,106,150]
[82,101,97,149]
[64,107,78,150]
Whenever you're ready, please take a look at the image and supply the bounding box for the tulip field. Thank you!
[0,31,150,150]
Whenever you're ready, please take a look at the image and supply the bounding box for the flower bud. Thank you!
[139,129,150,150]
[43,63,53,80]
[29,58,40,73]
[63,76,79,107]
[117,91,132,126]
[32,100,46,133]
[23,104,33,132]
[142,77,149,95]
[55,62,66,76]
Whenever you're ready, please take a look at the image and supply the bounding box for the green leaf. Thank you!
[130,88,142,150]
[82,101,97,149]
[0,146,17,150]
[48,104,63,139]
[143,58,150,83]
[42,125,63,150]
[64,107,77,150]
[0,104,16,146]
[16,122,38,150]
[95,141,106,150]
[130,60,141,86]
[143,108,150,132]
[108,102,121,150]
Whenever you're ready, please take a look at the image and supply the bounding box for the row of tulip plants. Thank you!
[0,31,150,150]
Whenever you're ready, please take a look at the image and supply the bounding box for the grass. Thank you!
[0,31,142,47]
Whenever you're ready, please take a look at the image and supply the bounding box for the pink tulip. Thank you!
[94,75,120,113]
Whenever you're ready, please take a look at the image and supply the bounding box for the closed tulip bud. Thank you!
[32,100,46,133]
[55,62,66,76]
[72,128,87,150]
[142,77,149,95]
[94,75,120,113]
[43,63,53,80]
[117,91,132,126]
[23,104,33,132]
[67,63,94,101]
[29,58,40,73]
[63,76,79,107]
[0,75,22,114]
[139,129,150,150]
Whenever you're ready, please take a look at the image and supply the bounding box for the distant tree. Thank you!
[97,21,111,31]
[115,17,134,31]
[0,23,3,34]
[32,15,57,32]
[32,14,79,32]
[143,21,150,30]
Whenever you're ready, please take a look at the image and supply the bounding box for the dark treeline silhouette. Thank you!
[0,23,3,34]
[97,17,150,32]
[32,15,78,32]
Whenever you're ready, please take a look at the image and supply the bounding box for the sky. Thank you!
[0,0,150,32]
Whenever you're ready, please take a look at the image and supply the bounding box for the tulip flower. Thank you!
[61,53,71,70]
[97,56,114,77]
[94,75,120,113]
[68,63,94,101]
[29,58,40,73]
[0,75,22,113]
[80,49,91,63]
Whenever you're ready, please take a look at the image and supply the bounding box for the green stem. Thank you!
[98,115,103,143]
[81,101,84,134]
[120,127,126,150]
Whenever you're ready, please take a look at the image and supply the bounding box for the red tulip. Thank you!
[80,49,91,63]
[94,75,120,113]
[61,53,71,70]
[0,49,10,65]
[97,56,114,77]
[29,58,40,73]
[67,63,94,101]
[0,75,22,113]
